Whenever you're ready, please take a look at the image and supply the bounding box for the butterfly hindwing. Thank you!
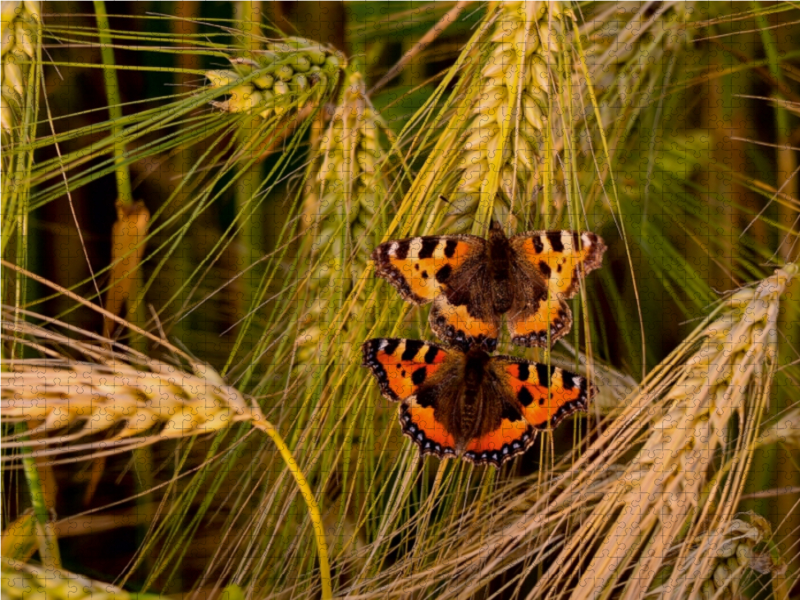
[507,293,572,347]
[494,357,596,430]
[462,395,535,467]
[399,395,458,460]
[371,235,486,304]
[429,293,500,351]
[508,231,606,347]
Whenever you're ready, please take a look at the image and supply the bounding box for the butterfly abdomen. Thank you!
[455,349,491,442]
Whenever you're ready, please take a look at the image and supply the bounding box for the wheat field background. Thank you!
[2,2,799,599]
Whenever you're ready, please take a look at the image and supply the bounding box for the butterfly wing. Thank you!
[362,338,449,401]
[371,235,486,304]
[461,391,535,468]
[492,356,596,431]
[508,231,606,347]
[362,338,459,459]
[429,290,500,352]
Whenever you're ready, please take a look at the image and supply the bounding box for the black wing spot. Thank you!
[424,345,439,364]
[435,264,452,283]
[418,238,438,260]
[421,271,429,279]
[394,240,410,260]
[412,367,427,385]
[517,363,530,381]
[383,339,400,356]
[562,372,576,390]
[532,236,544,254]
[536,364,553,388]
[539,261,551,278]
[402,340,425,361]
[518,386,534,407]
[444,239,458,258]
[501,403,523,422]
[416,386,438,408]
[546,231,564,252]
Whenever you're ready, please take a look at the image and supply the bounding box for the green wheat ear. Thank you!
[443,1,561,233]
[204,37,346,120]
[296,72,392,366]
[1,0,39,136]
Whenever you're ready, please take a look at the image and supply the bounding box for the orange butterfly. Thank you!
[371,221,606,351]
[362,338,596,467]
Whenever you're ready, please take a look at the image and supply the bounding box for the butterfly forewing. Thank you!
[492,356,596,430]
[371,235,485,304]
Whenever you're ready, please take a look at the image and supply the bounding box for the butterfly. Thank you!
[362,338,596,467]
[371,221,606,351]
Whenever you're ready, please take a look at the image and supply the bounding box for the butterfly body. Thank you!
[362,338,596,467]
[372,221,606,351]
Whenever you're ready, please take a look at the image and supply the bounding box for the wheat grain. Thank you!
[445,0,560,232]
[1,309,262,453]
[760,408,800,449]
[297,72,390,364]
[0,0,38,135]
[573,263,796,599]
[575,2,695,159]
[205,37,346,121]
[1,557,169,600]
[1,357,260,447]
[653,513,780,600]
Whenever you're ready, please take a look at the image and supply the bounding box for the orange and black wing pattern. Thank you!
[461,398,535,468]
[508,231,606,347]
[361,338,448,402]
[493,357,596,431]
[398,395,458,460]
[429,293,500,352]
[371,235,485,304]
[362,338,458,459]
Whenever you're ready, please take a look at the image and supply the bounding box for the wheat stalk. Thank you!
[0,309,334,597]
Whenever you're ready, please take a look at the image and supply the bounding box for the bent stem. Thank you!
[15,422,60,568]
[252,415,332,600]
